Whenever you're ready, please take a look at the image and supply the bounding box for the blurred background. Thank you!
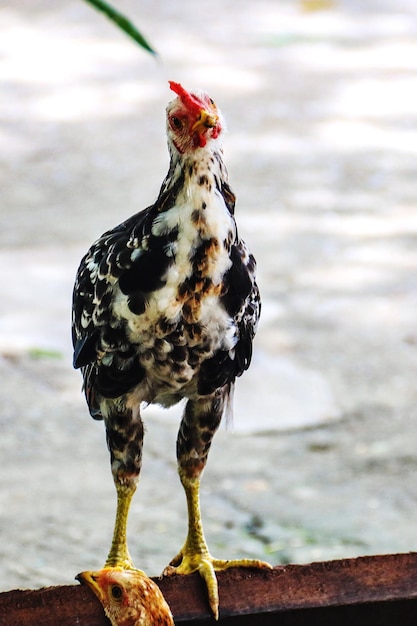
[1,0,417,591]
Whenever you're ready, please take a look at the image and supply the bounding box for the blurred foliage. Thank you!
[28,347,63,360]
[82,0,157,55]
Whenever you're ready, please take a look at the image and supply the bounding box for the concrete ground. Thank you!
[1,0,417,591]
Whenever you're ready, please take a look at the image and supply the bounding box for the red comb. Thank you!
[169,81,203,116]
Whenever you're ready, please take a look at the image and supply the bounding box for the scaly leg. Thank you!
[105,482,136,569]
[163,390,271,619]
[103,402,144,571]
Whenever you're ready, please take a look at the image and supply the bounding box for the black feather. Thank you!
[198,350,235,395]
[220,245,253,317]
[73,332,99,369]
[93,358,146,399]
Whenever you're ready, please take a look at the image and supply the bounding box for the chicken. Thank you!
[72,81,271,620]
[77,568,174,626]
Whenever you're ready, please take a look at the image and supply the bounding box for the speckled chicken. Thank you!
[77,568,174,626]
[72,81,270,620]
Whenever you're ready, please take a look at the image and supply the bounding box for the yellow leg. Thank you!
[105,482,136,569]
[164,470,272,620]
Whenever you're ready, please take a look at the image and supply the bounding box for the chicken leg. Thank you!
[105,482,137,569]
[163,391,272,619]
[102,404,144,571]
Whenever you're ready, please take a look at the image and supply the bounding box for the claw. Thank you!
[198,558,219,620]
[163,551,272,620]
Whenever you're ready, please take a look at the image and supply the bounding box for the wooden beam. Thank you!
[1,553,417,625]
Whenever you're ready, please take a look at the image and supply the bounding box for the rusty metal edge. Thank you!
[1,553,417,625]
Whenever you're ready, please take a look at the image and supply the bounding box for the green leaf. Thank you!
[83,0,157,56]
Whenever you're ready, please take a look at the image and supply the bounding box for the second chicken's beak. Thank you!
[192,109,219,134]
[76,570,105,602]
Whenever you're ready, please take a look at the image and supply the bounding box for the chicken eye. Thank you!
[111,584,123,600]
[171,116,183,131]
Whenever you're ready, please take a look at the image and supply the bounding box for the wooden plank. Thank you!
[1,553,417,625]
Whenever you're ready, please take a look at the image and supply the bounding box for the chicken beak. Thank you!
[192,109,219,134]
[76,570,105,602]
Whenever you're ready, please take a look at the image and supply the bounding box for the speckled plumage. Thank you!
[72,82,267,619]
[72,91,259,480]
